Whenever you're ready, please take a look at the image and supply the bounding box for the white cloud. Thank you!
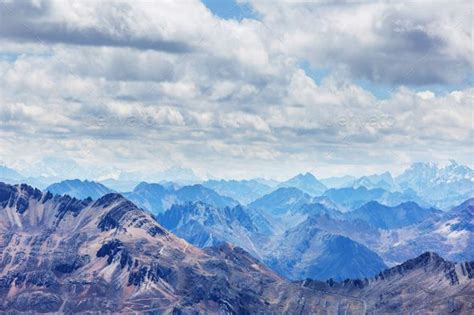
[0,0,472,180]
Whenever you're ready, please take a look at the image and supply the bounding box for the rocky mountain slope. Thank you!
[0,182,472,314]
[302,252,474,314]
[0,182,322,313]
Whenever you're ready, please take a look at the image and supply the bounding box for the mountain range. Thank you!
[2,160,473,210]
[124,182,238,214]
[0,182,472,313]
[46,179,114,200]
[319,186,427,212]
[278,172,327,196]
[202,179,273,205]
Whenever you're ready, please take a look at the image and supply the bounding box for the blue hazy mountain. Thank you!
[266,215,387,281]
[381,198,474,264]
[0,165,24,182]
[278,172,327,196]
[202,179,273,204]
[352,172,399,191]
[125,182,239,214]
[158,200,387,281]
[46,179,114,199]
[396,160,474,209]
[157,201,274,259]
[157,166,201,184]
[319,175,357,189]
[319,186,426,212]
[294,202,345,219]
[99,178,140,192]
[248,187,312,216]
[345,201,442,229]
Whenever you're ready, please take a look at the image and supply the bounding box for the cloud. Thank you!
[250,1,473,85]
[0,0,191,53]
[0,0,472,179]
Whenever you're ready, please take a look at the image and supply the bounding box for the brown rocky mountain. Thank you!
[0,182,472,314]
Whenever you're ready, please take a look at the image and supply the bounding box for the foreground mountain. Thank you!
[125,182,238,214]
[302,252,474,314]
[0,182,320,313]
[278,173,327,196]
[202,179,272,205]
[0,182,472,313]
[396,160,474,209]
[46,179,114,200]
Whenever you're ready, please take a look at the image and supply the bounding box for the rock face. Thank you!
[302,252,474,314]
[0,182,473,314]
[0,182,328,313]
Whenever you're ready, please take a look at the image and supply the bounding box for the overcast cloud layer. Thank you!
[0,0,473,180]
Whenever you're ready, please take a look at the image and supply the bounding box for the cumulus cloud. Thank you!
[0,0,191,53]
[251,1,473,85]
[0,0,472,179]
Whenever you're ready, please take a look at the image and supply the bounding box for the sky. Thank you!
[0,0,473,181]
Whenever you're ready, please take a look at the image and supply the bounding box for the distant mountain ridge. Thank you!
[352,171,399,191]
[396,160,474,209]
[46,179,114,200]
[346,201,442,229]
[248,187,312,216]
[202,179,272,205]
[319,186,426,212]
[278,172,327,196]
[266,215,387,281]
[124,182,238,214]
